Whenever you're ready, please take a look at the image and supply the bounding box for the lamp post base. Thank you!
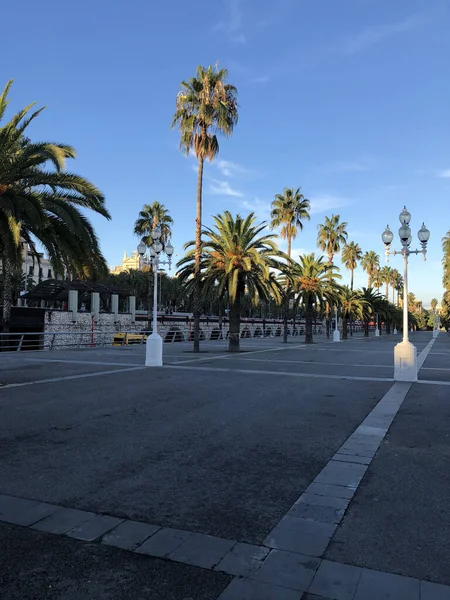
[433,329,439,338]
[393,328,398,334]
[394,340,418,382]
[145,332,163,367]
[375,329,380,337]
[333,329,340,342]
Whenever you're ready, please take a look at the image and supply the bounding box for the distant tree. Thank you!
[341,241,362,289]
[361,251,380,287]
[134,202,173,246]
[316,214,348,264]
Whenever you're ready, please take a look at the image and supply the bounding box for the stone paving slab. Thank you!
[168,532,236,569]
[298,492,351,509]
[304,483,356,500]
[353,567,420,600]
[67,514,124,541]
[31,507,96,534]
[421,580,450,600]
[264,526,332,557]
[309,560,362,600]
[136,527,193,558]
[252,549,320,591]
[286,502,344,524]
[0,495,60,526]
[215,542,270,577]
[101,519,160,550]
[218,577,302,599]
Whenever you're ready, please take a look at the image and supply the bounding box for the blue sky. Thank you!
[3,0,449,305]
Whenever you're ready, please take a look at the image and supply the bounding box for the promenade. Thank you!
[1,332,449,599]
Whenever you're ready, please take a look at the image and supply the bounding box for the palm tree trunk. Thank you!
[305,297,314,344]
[364,319,369,337]
[1,256,13,335]
[229,294,241,352]
[283,235,291,344]
[193,155,204,353]
[342,316,348,340]
[350,269,354,290]
[385,282,389,300]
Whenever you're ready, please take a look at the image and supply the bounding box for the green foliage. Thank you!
[341,241,362,289]
[270,187,310,258]
[361,251,380,287]
[317,214,348,264]
[134,202,173,247]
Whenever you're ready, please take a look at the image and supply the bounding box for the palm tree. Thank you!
[270,187,310,259]
[0,81,109,332]
[371,269,383,294]
[270,186,310,343]
[172,65,238,352]
[339,287,367,340]
[431,298,438,312]
[361,251,380,287]
[341,242,362,290]
[134,202,173,246]
[380,266,393,300]
[316,214,347,337]
[316,214,348,265]
[360,287,383,337]
[177,211,285,352]
[290,253,340,343]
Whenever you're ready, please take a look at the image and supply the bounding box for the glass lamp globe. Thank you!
[165,241,174,256]
[153,241,163,254]
[399,224,411,245]
[150,247,156,257]
[137,241,146,256]
[418,223,430,243]
[382,225,394,246]
[399,206,411,225]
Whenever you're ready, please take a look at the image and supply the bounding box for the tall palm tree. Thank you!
[431,298,438,312]
[341,241,362,289]
[442,231,450,328]
[134,202,173,246]
[361,251,380,287]
[270,186,310,343]
[372,269,383,294]
[172,64,238,352]
[0,81,109,332]
[316,214,348,265]
[290,253,340,343]
[177,211,285,352]
[270,187,310,259]
[380,265,393,300]
[339,287,367,340]
[316,214,347,337]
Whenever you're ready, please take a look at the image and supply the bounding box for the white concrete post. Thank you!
[68,290,78,322]
[129,296,136,323]
[111,294,119,322]
[91,292,100,322]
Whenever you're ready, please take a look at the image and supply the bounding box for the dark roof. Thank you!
[23,279,130,301]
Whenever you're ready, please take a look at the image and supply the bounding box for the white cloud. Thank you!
[343,16,420,55]
[208,178,244,198]
[214,0,246,43]
[214,159,254,178]
[438,169,450,178]
[249,75,270,84]
[238,197,271,221]
[309,194,352,215]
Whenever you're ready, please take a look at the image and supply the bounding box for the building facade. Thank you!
[110,250,145,274]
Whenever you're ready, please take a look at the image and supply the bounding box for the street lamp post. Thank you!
[333,306,340,342]
[137,226,174,367]
[381,207,430,381]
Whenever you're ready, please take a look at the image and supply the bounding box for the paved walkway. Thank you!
[1,332,449,599]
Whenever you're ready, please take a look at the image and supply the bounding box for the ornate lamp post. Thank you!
[381,207,430,381]
[137,226,174,367]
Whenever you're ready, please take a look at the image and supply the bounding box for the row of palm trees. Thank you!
[0,80,109,332]
[442,230,450,328]
[168,64,422,351]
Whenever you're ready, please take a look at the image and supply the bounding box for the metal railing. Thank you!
[0,322,336,352]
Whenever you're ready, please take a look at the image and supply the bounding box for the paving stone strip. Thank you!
[2,338,448,599]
